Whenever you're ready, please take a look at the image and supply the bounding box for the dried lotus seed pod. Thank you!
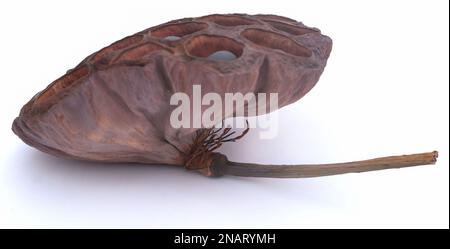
[12,14,437,177]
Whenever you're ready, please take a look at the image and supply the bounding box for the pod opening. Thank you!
[242,28,312,57]
[185,35,244,60]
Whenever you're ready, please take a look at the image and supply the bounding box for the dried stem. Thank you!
[223,151,438,178]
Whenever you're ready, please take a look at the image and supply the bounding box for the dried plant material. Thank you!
[12,14,437,178]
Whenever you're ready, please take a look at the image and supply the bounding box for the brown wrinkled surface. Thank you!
[12,14,332,175]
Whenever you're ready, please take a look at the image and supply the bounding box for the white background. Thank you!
[0,0,448,228]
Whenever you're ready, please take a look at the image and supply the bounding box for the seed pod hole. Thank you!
[254,14,298,23]
[91,35,143,63]
[199,14,260,26]
[265,20,317,36]
[207,50,237,61]
[163,35,181,41]
[151,22,207,39]
[185,35,243,60]
[114,42,170,63]
[242,28,312,57]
